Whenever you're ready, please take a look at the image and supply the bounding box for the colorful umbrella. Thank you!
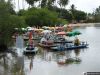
[56,31,66,35]
[66,31,81,37]
[41,30,52,34]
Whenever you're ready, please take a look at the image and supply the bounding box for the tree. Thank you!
[57,0,69,18]
[0,0,25,50]
[25,8,58,27]
[74,10,87,22]
[58,0,69,8]
[25,0,39,7]
[25,0,68,9]
[17,9,26,16]
[70,4,76,21]
[40,0,47,8]
[93,6,100,22]
[40,0,55,8]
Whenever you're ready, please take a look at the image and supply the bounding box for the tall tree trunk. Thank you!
[18,0,20,10]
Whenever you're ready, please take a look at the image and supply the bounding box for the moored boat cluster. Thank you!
[13,25,89,55]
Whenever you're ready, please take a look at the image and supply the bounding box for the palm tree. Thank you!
[70,4,76,23]
[57,0,69,8]
[40,0,47,8]
[25,0,39,7]
[57,0,69,18]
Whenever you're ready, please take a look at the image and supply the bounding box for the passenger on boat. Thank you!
[74,37,80,46]
[46,38,54,45]
[40,37,47,44]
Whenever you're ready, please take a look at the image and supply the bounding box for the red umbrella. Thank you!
[56,31,66,35]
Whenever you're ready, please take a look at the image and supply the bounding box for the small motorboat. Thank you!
[24,31,38,54]
[23,44,38,54]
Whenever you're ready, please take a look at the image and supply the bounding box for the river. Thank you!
[0,26,100,75]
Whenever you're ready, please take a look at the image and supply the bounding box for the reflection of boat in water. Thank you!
[57,57,81,65]
[23,44,38,54]
[51,42,88,51]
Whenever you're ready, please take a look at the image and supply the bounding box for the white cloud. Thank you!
[66,0,100,13]
[13,0,100,13]
[12,0,29,11]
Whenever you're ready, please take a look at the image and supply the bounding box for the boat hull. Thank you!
[51,44,88,51]
[38,43,56,48]
[23,47,38,54]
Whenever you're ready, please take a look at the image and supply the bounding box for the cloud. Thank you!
[66,0,100,13]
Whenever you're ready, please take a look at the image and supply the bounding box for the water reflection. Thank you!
[2,26,100,75]
[0,38,82,75]
[24,54,34,71]
[74,49,80,57]
[37,48,82,66]
[0,52,25,75]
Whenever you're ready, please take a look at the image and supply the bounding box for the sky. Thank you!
[13,0,100,13]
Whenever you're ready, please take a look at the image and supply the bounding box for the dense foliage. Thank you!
[25,8,58,27]
[86,6,100,23]
[0,0,25,50]
[18,8,68,27]
[93,6,100,22]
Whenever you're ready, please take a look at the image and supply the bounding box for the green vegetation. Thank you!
[93,6,100,22]
[24,8,58,27]
[0,0,25,50]
[87,6,100,23]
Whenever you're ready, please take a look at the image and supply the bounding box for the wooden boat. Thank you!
[51,43,88,51]
[23,44,38,54]
[38,43,56,48]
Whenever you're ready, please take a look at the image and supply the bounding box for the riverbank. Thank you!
[68,23,100,27]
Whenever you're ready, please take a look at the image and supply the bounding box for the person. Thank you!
[40,37,47,44]
[74,37,80,46]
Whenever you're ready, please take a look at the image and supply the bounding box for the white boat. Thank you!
[23,44,38,54]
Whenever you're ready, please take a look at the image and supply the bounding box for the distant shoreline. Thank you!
[68,23,100,27]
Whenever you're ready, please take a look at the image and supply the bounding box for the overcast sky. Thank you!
[13,0,100,13]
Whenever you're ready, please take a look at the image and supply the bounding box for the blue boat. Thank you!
[51,42,89,51]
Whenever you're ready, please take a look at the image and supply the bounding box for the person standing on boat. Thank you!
[28,31,35,49]
[74,37,80,46]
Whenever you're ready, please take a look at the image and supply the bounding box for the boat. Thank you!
[23,44,38,54]
[38,43,56,48]
[39,36,56,48]
[24,31,38,54]
[51,42,88,51]
[54,40,72,43]
[53,36,73,44]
